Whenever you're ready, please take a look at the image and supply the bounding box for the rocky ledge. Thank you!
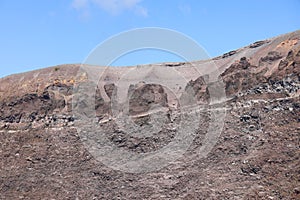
[0,31,299,199]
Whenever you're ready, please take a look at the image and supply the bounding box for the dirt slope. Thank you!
[0,30,299,199]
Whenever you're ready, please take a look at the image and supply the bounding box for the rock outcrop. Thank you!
[0,30,299,199]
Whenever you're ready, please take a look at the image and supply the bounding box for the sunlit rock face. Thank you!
[0,31,300,199]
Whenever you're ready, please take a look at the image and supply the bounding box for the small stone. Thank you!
[249,125,256,131]
[294,187,300,194]
[240,115,251,122]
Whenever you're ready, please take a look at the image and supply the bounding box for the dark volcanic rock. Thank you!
[249,40,270,48]
[184,75,209,103]
[0,30,300,200]
[128,83,168,116]
[222,50,237,58]
[260,51,283,64]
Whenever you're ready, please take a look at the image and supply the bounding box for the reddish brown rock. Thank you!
[0,30,299,199]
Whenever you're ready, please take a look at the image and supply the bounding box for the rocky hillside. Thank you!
[0,30,299,199]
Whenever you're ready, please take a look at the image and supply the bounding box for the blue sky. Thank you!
[0,0,299,77]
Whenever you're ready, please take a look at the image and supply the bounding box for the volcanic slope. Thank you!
[0,30,299,199]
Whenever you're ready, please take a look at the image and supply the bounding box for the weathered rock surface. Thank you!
[0,30,300,199]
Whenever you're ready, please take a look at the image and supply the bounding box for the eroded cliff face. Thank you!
[0,31,299,199]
